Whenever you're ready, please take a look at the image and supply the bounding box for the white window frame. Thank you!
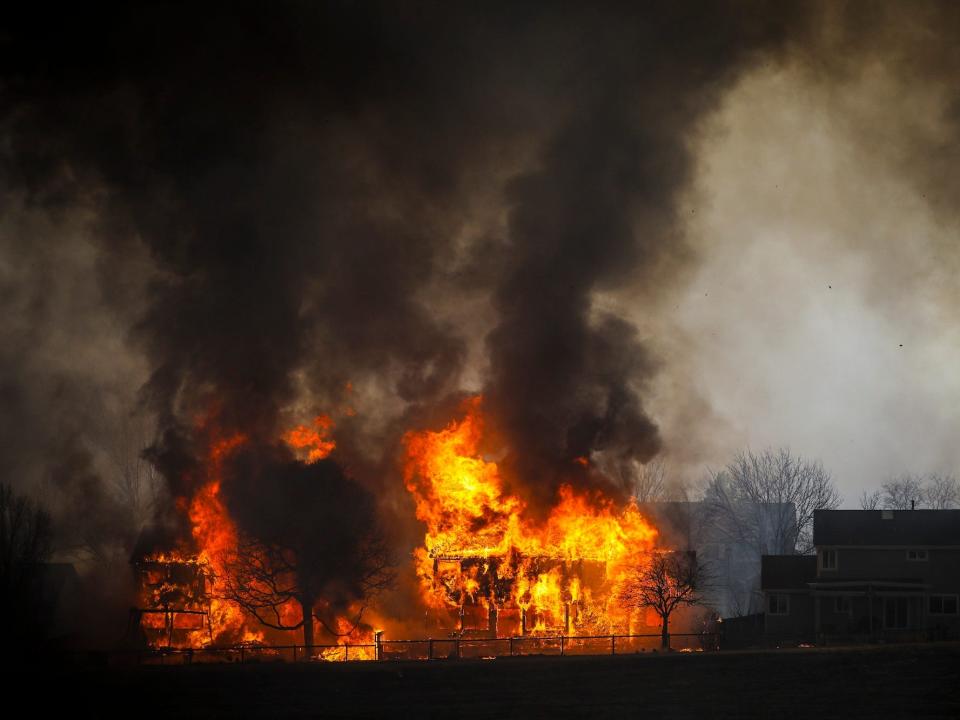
[906,549,929,562]
[929,594,959,615]
[820,548,837,571]
[768,593,790,616]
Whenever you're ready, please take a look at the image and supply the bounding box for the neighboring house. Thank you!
[761,509,960,644]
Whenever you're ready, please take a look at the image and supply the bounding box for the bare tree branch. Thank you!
[217,458,397,649]
[0,483,54,641]
[924,474,959,509]
[616,550,705,648]
[881,474,925,510]
[859,489,882,510]
[702,448,841,556]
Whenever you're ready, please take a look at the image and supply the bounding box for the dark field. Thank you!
[34,643,960,718]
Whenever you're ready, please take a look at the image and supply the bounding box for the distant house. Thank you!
[761,510,960,644]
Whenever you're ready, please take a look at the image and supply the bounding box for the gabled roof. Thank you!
[814,510,960,546]
[760,555,816,590]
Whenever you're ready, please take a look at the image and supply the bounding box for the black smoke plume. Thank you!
[0,0,860,595]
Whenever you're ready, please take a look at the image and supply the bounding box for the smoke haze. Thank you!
[1,1,958,579]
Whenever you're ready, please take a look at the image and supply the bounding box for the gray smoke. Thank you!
[2,3,958,630]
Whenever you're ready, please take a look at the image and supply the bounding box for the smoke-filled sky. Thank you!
[1,0,958,552]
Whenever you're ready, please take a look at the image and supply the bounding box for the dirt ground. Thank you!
[29,642,960,718]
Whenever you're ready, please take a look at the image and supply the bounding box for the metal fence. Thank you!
[115,632,719,665]
[379,632,717,660]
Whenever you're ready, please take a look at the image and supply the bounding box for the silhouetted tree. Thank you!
[629,459,670,502]
[859,489,882,510]
[860,473,958,510]
[881,475,926,510]
[924,474,959,509]
[597,456,690,503]
[0,483,53,640]
[221,457,395,652]
[617,550,704,649]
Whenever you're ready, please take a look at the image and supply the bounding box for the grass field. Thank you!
[35,642,960,718]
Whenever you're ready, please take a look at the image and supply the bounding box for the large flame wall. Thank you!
[138,397,659,649]
[404,397,658,636]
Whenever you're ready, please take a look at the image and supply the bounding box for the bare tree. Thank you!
[631,460,670,503]
[702,448,841,556]
[110,418,165,533]
[924,474,959,509]
[859,489,882,510]
[595,455,690,503]
[859,473,958,511]
[881,475,925,510]
[617,550,704,649]
[221,526,393,650]
[0,483,54,639]
[220,457,395,651]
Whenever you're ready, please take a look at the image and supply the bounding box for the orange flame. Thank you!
[138,411,350,649]
[282,415,336,462]
[403,396,658,636]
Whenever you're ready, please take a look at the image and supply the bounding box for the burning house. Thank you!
[405,397,661,638]
[129,553,212,648]
[128,529,214,648]
[125,396,665,651]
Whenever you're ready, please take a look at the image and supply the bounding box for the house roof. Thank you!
[760,555,817,590]
[814,510,960,546]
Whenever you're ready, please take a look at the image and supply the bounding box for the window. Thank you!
[768,593,790,615]
[884,597,909,629]
[820,548,837,571]
[929,595,959,615]
[906,549,928,561]
[834,596,851,614]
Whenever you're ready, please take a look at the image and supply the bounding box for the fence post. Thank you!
[560,635,565,657]
[293,645,298,663]
[375,631,383,661]
[428,639,433,660]
[344,644,349,662]
[240,646,245,664]
[610,635,616,656]
[455,638,461,659]
[509,637,514,656]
